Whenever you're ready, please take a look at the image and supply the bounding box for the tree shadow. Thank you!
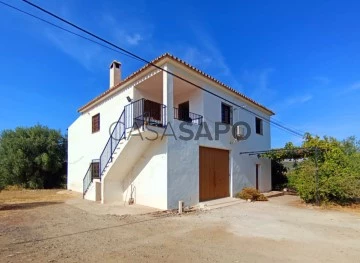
[0,201,63,211]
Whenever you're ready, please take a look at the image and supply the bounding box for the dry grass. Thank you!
[320,202,360,214]
[290,198,360,214]
[0,189,79,204]
[235,187,268,201]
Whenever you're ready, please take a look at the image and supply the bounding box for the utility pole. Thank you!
[314,147,320,206]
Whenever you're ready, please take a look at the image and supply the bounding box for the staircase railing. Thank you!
[82,159,100,197]
[82,98,167,197]
[99,109,125,177]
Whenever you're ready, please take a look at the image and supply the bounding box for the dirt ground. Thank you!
[1,190,359,263]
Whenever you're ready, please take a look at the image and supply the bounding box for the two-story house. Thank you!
[67,53,274,210]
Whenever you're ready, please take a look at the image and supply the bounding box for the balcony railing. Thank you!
[174,107,203,125]
[134,99,167,128]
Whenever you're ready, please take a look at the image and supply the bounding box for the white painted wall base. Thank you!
[84,179,101,202]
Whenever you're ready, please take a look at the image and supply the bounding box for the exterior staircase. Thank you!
[82,98,166,201]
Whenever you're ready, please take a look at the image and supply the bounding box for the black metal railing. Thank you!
[134,99,167,128]
[99,98,166,177]
[99,108,125,177]
[83,159,100,196]
[83,98,167,197]
[173,107,203,125]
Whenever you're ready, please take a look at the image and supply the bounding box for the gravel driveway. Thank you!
[0,191,359,262]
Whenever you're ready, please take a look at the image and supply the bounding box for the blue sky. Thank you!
[0,0,359,147]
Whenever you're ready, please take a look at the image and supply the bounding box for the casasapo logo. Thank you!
[109,121,251,142]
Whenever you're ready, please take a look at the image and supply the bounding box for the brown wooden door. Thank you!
[199,147,229,201]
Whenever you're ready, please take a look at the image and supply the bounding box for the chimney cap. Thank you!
[110,60,121,69]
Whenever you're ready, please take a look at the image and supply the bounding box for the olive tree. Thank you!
[0,125,67,189]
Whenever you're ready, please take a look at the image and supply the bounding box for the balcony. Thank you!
[173,107,203,125]
[132,99,167,128]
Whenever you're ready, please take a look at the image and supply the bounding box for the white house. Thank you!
[67,53,274,210]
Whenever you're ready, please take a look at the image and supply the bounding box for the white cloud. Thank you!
[284,94,313,106]
[240,68,276,104]
[181,47,213,68]
[102,14,150,47]
[125,33,143,45]
[166,26,243,91]
[45,30,105,71]
[349,81,360,91]
[257,68,275,91]
[337,81,360,95]
[41,6,152,71]
[271,93,313,113]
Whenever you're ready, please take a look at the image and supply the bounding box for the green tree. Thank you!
[0,125,67,189]
[288,135,360,204]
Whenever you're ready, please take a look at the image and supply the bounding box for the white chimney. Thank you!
[109,60,121,89]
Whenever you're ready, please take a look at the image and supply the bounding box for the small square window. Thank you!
[221,103,232,125]
[255,117,263,135]
[92,113,100,133]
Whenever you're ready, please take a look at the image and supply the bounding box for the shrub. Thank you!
[288,136,360,204]
[0,125,67,189]
[236,187,268,201]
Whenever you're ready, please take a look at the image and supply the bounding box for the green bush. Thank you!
[288,136,360,204]
[0,125,67,189]
[236,187,268,201]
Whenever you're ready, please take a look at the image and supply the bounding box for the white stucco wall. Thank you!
[166,65,272,209]
[122,139,168,210]
[84,179,101,201]
[166,120,201,208]
[67,86,134,193]
[201,83,272,195]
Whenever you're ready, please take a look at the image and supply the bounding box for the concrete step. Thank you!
[197,197,246,210]
[262,191,284,198]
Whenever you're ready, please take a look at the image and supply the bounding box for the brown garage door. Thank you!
[199,146,229,201]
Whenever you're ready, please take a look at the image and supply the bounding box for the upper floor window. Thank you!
[92,113,100,133]
[221,103,232,125]
[255,117,263,135]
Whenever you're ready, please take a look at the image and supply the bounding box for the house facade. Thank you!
[67,53,274,210]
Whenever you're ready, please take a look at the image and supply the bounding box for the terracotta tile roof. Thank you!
[78,53,275,115]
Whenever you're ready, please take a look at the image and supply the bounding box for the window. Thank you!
[255,117,263,135]
[92,113,100,133]
[91,161,100,178]
[221,103,232,125]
